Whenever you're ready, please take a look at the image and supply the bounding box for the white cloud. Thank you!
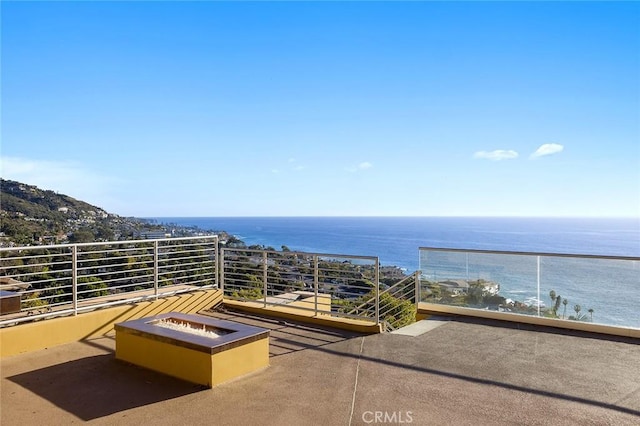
[0,156,121,209]
[346,161,374,172]
[270,157,305,173]
[530,143,564,159]
[473,150,519,161]
[272,158,305,172]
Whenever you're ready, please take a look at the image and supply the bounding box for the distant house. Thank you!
[136,231,171,239]
[438,280,470,295]
[58,207,69,213]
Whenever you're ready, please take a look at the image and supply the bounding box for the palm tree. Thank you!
[554,295,562,317]
[573,304,581,320]
[549,290,557,315]
[562,298,568,319]
[588,308,594,322]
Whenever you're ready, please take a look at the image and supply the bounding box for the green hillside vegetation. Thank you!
[0,179,208,246]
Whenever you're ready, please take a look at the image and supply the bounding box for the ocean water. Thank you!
[152,216,640,327]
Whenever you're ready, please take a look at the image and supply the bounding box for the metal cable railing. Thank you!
[346,271,418,331]
[0,236,218,326]
[221,248,381,324]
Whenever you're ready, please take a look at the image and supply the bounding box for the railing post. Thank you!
[536,255,541,317]
[72,245,78,316]
[219,247,225,294]
[313,255,319,316]
[214,236,219,289]
[154,240,159,299]
[375,257,380,325]
[415,271,420,308]
[263,251,268,307]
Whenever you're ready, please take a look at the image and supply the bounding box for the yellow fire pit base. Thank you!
[115,313,269,388]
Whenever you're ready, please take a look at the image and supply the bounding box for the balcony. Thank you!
[2,310,639,424]
[1,239,639,424]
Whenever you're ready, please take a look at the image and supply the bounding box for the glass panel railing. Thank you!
[419,248,640,329]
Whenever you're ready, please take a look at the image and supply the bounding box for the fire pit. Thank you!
[115,312,269,387]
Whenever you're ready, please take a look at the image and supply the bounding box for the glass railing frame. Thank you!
[418,246,640,330]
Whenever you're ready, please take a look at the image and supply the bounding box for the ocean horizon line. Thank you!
[149,215,639,220]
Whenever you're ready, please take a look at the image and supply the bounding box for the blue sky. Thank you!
[2,1,639,218]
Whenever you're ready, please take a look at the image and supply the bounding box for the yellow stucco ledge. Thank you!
[417,302,640,339]
[115,313,269,388]
[223,299,382,334]
[0,289,223,358]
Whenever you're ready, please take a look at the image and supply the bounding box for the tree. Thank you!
[378,292,416,330]
[77,276,108,299]
[573,304,581,319]
[554,295,562,316]
[69,228,94,243]
[548,290,558,317]
[588,308,594,321]
[94,225,115,241]
[562,298,568,319]
[225,235,245,248]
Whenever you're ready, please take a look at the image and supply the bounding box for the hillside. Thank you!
[0,179,205,246]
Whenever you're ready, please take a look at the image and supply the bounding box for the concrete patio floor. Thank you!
[1,310,639,425]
